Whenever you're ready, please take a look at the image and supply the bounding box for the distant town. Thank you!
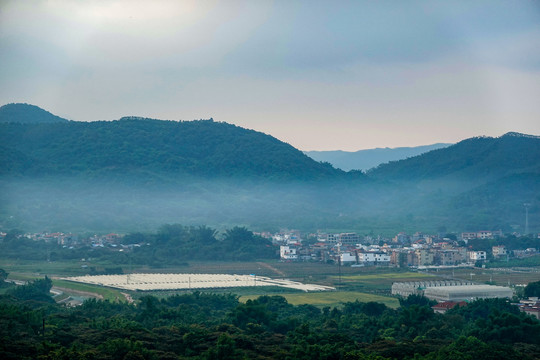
[269,229,540,268]
[3,228,539,269]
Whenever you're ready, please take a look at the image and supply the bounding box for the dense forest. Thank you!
[1,277,539,359]
[0,117,345,181]
[368,133,540,181]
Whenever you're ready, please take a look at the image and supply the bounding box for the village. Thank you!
[2,228,540,320]
[6,228,539,270]
[268,229,539,268]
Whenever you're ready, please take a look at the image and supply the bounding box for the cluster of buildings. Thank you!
[13,231,123,248]
[3,228,538,269]
[272,229,538,268]
[26,232,79,245]
[516,297,540,320]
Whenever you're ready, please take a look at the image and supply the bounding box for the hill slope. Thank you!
[305,143,451,171]
[0,109,362,232]
[363,132,540,234]
[368,132,540,181]
[0,103,538,234]
[0,117,346,181]
[0,103,69,124]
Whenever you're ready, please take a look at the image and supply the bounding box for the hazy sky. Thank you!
[1,1,539,150]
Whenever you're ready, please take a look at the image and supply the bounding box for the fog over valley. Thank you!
[1,104,538,235]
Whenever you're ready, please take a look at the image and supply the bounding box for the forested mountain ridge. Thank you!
[0,117,349,182]
[362,132,540,233]
[368,132,540,182]
[0,103,69,124]
[0,105,365,232]
[0,103,539,233]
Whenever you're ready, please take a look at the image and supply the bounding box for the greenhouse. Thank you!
[423,284,513,302]
[63,273,334,292]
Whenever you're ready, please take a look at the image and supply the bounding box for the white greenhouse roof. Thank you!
[63,273,335,292]
[424,285,513,301]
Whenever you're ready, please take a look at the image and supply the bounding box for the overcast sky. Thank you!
[1,1,539,150]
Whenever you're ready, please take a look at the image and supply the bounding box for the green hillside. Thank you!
[0,109,364,232]
[368,132,540,181]
[0,104,539,233]
[0,118,347,181]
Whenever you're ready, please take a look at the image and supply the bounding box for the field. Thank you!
[331,271,436,294]
[53,279,124,302]
[0,259,91,279]
[2,258,538,308]
[0,258,428,307]
[425,267,540,288]
[240,291,400,309]
[63,273,334,292]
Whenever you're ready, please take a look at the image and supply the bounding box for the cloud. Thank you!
[0,1,539,149]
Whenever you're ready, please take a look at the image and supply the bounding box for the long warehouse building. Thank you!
[423,284,513,302]
[392,281,513,302]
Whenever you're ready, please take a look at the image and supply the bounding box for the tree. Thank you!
[0,268,8,281]
[524,280,540,298]
[7,276,54,303]
[206,334,238,360]
[399,294,436,308]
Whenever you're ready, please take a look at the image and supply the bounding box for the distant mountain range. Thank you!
[0,103,538,234]
[305,143,452,171]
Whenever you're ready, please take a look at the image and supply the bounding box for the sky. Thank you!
[1,1,540,151]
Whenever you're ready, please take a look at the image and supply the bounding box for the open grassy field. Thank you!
[0,259,128,302]
[240,291,399,309]
[4,257,536,307]
[53,279,125,302]
[0,259,440,300]
[426,267,540,287]
[329,271,437,295]
[0,259,91,279]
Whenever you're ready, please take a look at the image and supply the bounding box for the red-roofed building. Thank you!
[432,301,467,314]
[518,298,540,320]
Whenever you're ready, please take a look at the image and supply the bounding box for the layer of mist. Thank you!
[1,173,537,235]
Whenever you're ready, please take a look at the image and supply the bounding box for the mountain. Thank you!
[364,132,540,234]
[0,117,347,181]
[0,110,363,232]
[0,103,538,234]
[368,132,540,181]
[0,103,69,124]
[305,143,451,171]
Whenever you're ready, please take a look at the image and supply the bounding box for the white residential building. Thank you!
[468,251,487,262]
[280,245,298,260]
[358,252,390,264]
[492,245,507,258]
[477,231,493,240]
[340,252,357,263]
[325,233,360,245]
